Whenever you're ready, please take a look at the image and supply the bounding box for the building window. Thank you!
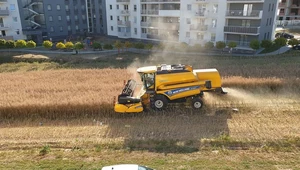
[117,16,120,21]
[117,5,119,10]
[211,33,216,41]
[186,32,190,38]
[58,16,62,21]
[75,25,79,31]
[187,4,191,11]
[47,4,52,10]
[134,5,137,11]
[213,4,218,13]
[110,5,112,10]
[110,16,113,20]
[269,17,272,25]
[68,25,71,31]
[266,18,269,26]
[272,3,275,11]
[75,15,78,21]
[134,28,137,34]
[142,28,147,33]
[111,26,113,31]
[186,18,191,24]
[212,19,217,28]
[13,17,18,22]
[65,5,69,11]
[118,27,121,32]
[264,33,267,40]
[57,4,61,10]
[66,15,70,21]
[49,16,53,22]
[197,33,204,40]
[267,32,270,39]
[81,5,85,11]
[124,5,128,10]
[10,4,16,11]
[60,26,63,32]
[50,26,54,32]
[268,4,271,12]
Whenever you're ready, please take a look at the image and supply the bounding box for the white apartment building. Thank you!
[0,0,26,40]
[277,0,300,27]
[106,0,278,48]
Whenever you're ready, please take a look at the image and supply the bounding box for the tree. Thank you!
[261,40,273,49]
[134,42,145,49]
[124,41,132,51]
[92,42,102,51]
[249,39,260,51]
[56,42,66,50]
[65,41,74,49]
[216,41,226,50]
[15,40,26,48]
[204,41,214,50]
[43,40,53,49]
[26,40,36,48]
[0,39,6,49]
[288,38,299,47]
[145,43,153,51]
[114,40,123,53]
[274,37,287,47]
[5,40,16,49]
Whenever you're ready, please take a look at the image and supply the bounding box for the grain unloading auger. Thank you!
[114,64,226,113]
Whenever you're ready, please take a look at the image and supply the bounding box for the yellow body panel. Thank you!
[194,69,222,90]
[114,103,143,113]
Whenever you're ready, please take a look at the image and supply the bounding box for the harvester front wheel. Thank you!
[192,97,203,109]
[151,95,168,111]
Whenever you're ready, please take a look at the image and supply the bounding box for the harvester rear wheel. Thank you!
[151,95,168,111]
[191,97,203,109]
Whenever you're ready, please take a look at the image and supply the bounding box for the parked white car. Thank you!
[101,164,154,170]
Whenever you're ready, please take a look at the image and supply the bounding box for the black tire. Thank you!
[150,95,168,111]
[191,97,203,109]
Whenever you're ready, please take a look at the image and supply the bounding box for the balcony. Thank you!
[0,23,9,30]
[116,0,130,2]
[117,20,131,27]
[119,10,130,15]
[224,26,260,35]
[0,35,13,40]
[118,32,131,38]
[226,10,263,19]
[0,9,9,16]
[0,0,7,3]
[141,10,159,15]
[190,24,208,31]
[225,40,250,47]
[227,0,264,2]
[278,3,286,8]
[141,0,180,3]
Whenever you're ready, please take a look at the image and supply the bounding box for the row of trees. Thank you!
[42,40,84,51]
[0,39,36,49]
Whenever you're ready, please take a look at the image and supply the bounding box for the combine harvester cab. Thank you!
[114,64,226,113]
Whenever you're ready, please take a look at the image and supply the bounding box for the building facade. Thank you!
[0,0,26,40]
[106,0,278,48]
[277,0,300,27]
[17,0,107,44]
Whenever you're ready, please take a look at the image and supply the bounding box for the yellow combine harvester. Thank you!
[114,64,226,113]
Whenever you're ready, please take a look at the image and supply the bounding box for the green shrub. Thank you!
[145,43,153,51]
[216,41,226,49]
[249,39,260,50]
[65,41,74,49]
[274,37,287,47]
[92,42,102,50]
[228,41,237,48]
[103,44,113,50]
[15,40,27,48]
[261,40,273,49]
[43,40,53,49]
[288,38,299,47]
[39,145,51,156]
[0,39,6,49]
[5,40,16,48]
[26,40,36,48]
[56,42,65,49]
[204,41,214,49]
[124,41,132,50]
[74,42,84,50]
[114,40,123,53]
[134,42,145,49]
